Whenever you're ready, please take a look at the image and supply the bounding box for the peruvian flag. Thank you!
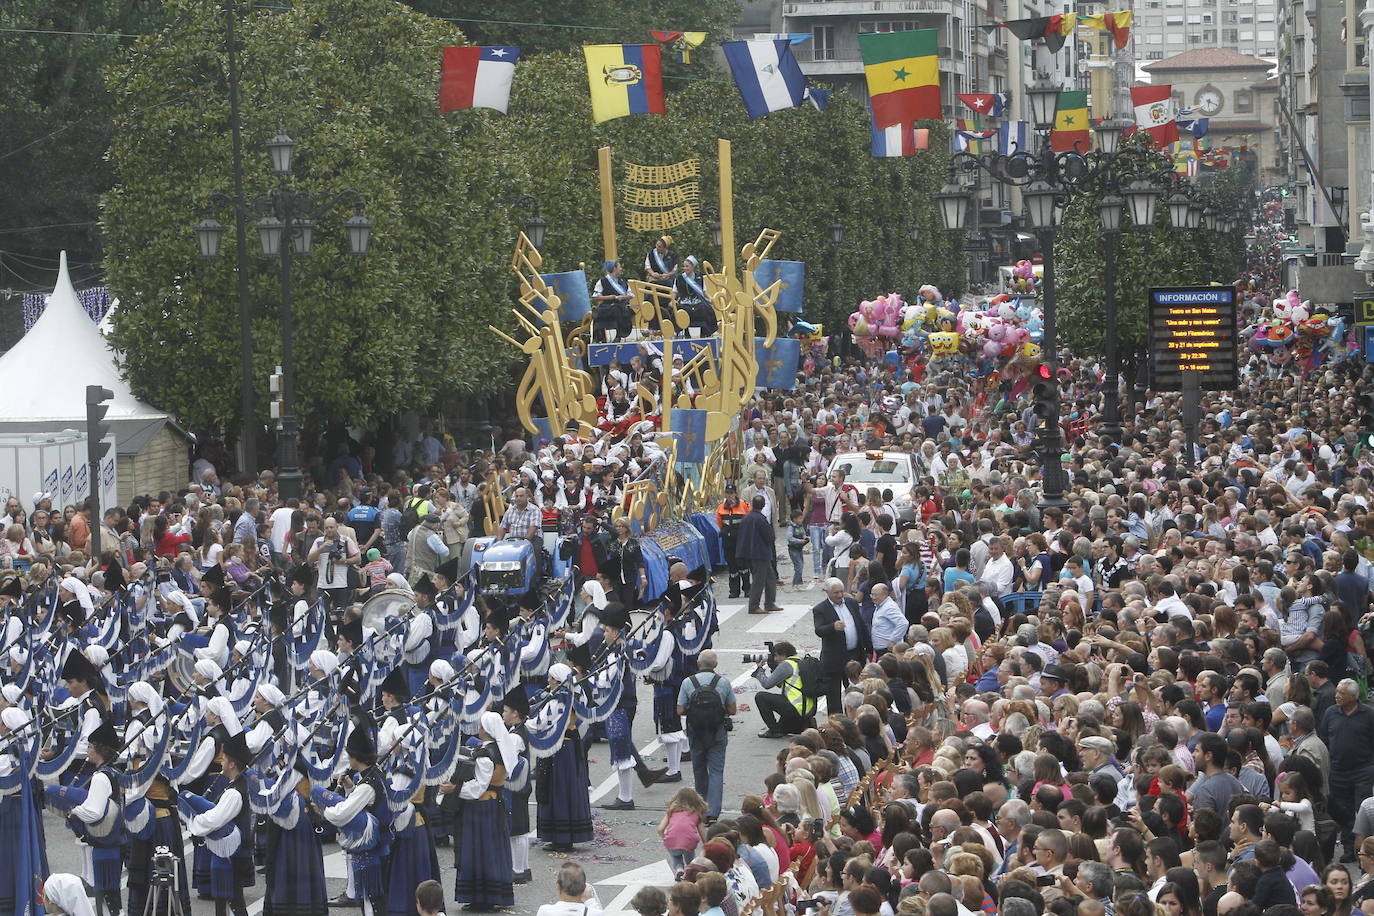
[440,46,521,113]
[1131,84,1179,146]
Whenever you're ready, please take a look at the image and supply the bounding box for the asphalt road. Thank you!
[42,567,831,915]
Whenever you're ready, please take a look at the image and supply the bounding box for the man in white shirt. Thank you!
[269,498,297,559]
[536,862,604,916]
[979,536,1015,597]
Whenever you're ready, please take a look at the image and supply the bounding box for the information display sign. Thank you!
[1148,286,1238,391]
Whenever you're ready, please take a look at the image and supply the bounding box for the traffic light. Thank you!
[1031,364,1059,428]
[86,385,113,463]
[1359,390,1374,451]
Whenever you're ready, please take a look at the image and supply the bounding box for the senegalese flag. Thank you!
[859,29,941,128]
[584,44,666,123]
[1051,90,1090,152]
[1004,14,1078,53]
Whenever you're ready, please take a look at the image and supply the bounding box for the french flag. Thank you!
[871,118,929,157]
[440,46,520,114]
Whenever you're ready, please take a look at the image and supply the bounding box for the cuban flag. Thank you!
[721,39,808,120]
[440,46,520,113]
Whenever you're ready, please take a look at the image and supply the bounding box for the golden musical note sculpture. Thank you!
[481,471,508,537]
[695,229,783,441]
[627,279,690,333]
[489,232,600,438]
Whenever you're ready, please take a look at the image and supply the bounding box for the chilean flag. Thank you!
[440,46,520,113]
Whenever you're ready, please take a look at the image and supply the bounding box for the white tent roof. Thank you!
[0,252,166,422]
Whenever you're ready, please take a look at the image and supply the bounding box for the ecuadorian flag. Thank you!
[584,44,666,123]
[859,29,941,128]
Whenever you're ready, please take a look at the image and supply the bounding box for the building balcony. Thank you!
[794,41,966,76]
[785,0,963,15]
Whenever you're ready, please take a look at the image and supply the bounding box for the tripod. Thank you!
[142,852,184,916]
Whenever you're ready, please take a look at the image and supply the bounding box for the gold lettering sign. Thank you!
[625,202,701,232]
[620,183,700,208]
[624,159,701,185]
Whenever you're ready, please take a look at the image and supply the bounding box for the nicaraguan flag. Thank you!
[721,39,807,120]
[997,121,1030,154]
[538,269,591,322]
[754,259,806,313]
[754,337,802,389]
[670,409,710,464]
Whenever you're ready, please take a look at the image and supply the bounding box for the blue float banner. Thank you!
[531,417,556,442]
[539,270,591,322]
[754,259,805,313]
[1364,327,1374,363]
[670,408,710,464]
[754,337,801,389]
[585,337,720,366]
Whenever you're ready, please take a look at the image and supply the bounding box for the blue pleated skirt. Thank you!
[606,708,634,767]
[536,734,593,846]
[386,817,440,916]
[265,816,327,916]
[455,797,514,907]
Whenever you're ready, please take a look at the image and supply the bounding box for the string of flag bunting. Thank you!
[434,12,1233,168]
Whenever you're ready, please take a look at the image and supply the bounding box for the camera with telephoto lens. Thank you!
[742,641,776,666]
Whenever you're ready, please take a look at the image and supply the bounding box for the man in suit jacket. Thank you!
[812,577,870,714]
[736,495,781,615]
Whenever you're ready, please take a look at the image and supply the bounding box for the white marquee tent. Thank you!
[0,252,189,502]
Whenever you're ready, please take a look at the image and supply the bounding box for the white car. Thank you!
[829,450,920,521]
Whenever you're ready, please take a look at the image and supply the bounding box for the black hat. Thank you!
[565,641,593,671]
[211,588,234,613]
[380,668,410,702]
[269,600,290,633]
[221,731,254,769]
[338,617,364,647]
[598,602,630,631]
[89,720,120,755]
[414,574,437,597]
[0,576,22,599]
[201,565,226,588]
[103,563,126,592]
[61,648,99,684]
[435,557,460,584]
[346,727,377,765]
[502,687,529,719]
[59,600,86,628]
[287,565,315,589]
[1041,663,1068,682]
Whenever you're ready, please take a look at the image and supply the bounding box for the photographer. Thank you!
[306,515,359,617]
[751,641,816,738]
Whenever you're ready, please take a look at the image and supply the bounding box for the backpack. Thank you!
[684,673,727,737]
[795,655,827,700]
[399,499,423,539]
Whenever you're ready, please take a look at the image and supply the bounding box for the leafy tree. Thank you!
[103,0,514,431]
[1054,144,1245,383]
[0,0,165,275]
[401,0,742,56]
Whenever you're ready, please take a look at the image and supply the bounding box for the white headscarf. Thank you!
[0,683,21,706]
[480,710,518,773]
[256,683,285,707]
[128,681,163,716]
[548,663,572,684]
[2,706,30,732]
[386,573,413,593]
[194,659,222,682]
[167,590,197,624]
[6,646,24,667]
[45,873,96,916]
[233,640,252,658]
[580,579,608,611]
[206,696,242,736]
[59,576,94,614]
[429,659,454,682]
[309,650,338,677]
[85,645,109,670]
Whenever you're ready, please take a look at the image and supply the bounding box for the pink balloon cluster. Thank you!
[848,293,905,339]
